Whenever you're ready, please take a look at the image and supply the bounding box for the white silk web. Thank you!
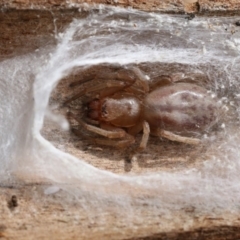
[1,6,240,217]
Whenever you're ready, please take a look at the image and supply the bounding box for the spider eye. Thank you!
[102,103,108,117]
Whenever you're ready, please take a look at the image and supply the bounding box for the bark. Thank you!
[0,0,240,13]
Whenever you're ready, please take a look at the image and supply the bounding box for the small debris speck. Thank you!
[8,195,18,209]
[235,21,240,26]
[185,13,195,21]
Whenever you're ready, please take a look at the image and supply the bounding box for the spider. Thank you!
[64,66,221,151]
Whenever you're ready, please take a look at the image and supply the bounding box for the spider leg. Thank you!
[65,67,150,106]
[71,128,135,148]
[64,80,128,105]
[138,121,150,150]
[68,66,124,88]
[69,113,135,148]
[127,121,143,136]
[149,75,173,91]
[68,112,126,138]
[97,123,135,147]
[122,67,150,93]
[127,121,150,161]
[127,121,150,150]
[69,72,97,87]
[153,128,201,145]
[83,117,99,125]
[91,134,135,148]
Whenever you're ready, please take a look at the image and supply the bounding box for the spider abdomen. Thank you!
[144,83,220,134]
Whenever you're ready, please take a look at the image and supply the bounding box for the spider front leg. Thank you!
[68,112,125,138]
[68,112,135,147]
[64,80,129,105]
[64,66,150,106]
[72,128,135,148]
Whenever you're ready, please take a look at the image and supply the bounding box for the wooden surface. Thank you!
[0,0,240,13]
[1,185,240,240]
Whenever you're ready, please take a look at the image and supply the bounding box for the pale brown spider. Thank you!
[64,66,220,151]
